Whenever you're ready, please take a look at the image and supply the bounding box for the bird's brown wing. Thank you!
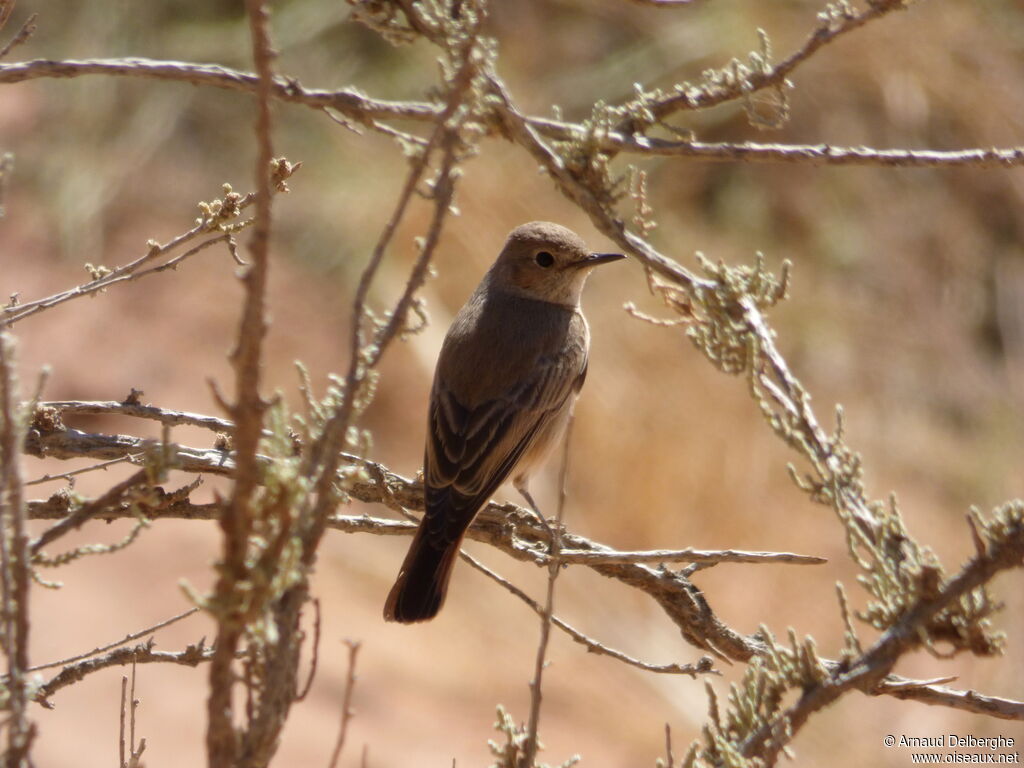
[421,344,586,550]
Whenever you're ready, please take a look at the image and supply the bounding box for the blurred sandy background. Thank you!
[2,0,1023,765]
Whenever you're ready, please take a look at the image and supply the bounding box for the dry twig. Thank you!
[463,551,714,678]
[327,640,362,768]
[38,639,214,704]
[522,416,573,767]
[27,606,199,673]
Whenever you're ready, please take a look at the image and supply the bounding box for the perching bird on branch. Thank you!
[384,221,624,623]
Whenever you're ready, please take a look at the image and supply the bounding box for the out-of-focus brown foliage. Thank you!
[1,1,1022,766]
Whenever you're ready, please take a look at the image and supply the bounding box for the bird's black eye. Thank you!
[535,251,554,268]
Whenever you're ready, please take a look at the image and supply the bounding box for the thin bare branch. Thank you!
[294,598,322,702]
[633,0,913,123]
[6,49,1024,173]
[625,0,698,5]
[119,675,127,768]
[0,11,35,61]
[25,454,139,487]
[463,551,713,677]
[2,220,238,327]
[326,640,361,768]
[301,5,479,562]
[874,679,1024,721]
[522,414,574,767]
[26,606,199,673]
[37,639,213,704]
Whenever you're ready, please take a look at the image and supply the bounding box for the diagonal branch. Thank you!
[30,468,150,554]
[740,517,1024,763]
[633,0,913,125]
[2,219,235,327]
[462,542,715,677]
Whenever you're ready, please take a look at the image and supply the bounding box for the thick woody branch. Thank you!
[20,428,1024,722]
[24,426,237,476]
[0,331,34,762]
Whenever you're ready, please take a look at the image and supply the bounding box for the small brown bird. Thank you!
[383,221,624,623]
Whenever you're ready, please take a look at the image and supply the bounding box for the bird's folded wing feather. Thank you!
[421,344,587,548]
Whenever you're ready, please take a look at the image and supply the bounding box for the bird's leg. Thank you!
[514,481,556,548]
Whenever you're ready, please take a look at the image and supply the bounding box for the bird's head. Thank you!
[488,221,625,306]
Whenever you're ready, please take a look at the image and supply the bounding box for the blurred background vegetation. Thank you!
[2,0,1022,765]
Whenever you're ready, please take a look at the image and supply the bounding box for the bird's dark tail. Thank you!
[383,524,461,623]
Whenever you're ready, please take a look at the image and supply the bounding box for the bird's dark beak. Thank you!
[570,252,626,269]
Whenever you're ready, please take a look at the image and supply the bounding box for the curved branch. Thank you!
[0,58,440,124]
